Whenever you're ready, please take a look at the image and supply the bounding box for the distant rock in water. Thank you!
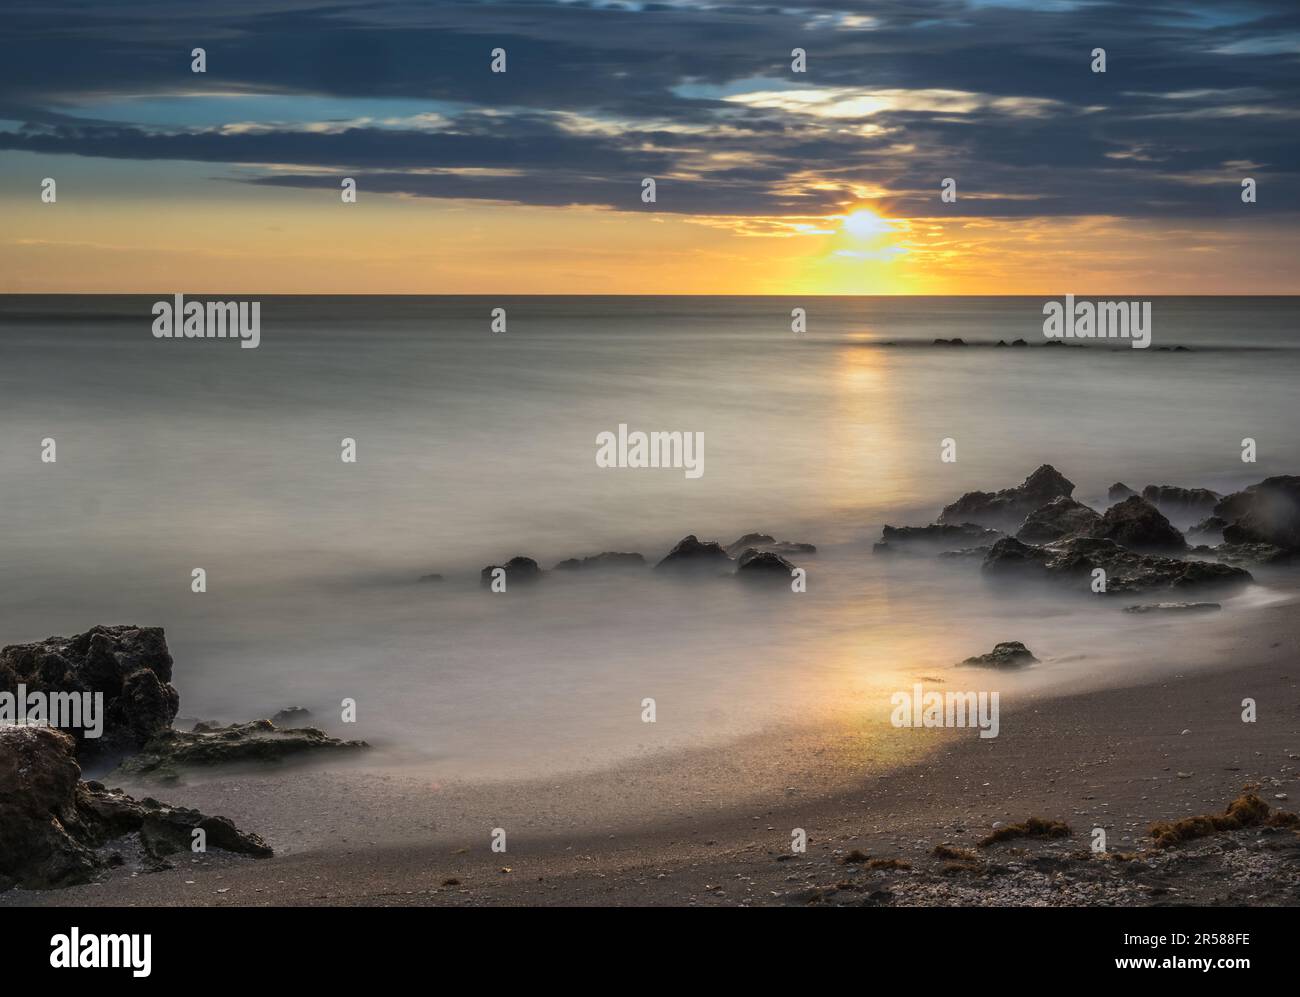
[0,625,179,760]
[1016,497,1103,544]
[982,536,1251,594]
[0,726,270,891]
[1216,476,1300,551]
[875,523,1002,554]
[655,535,733,574]
[938,465,1076,531]
[735,548,797,582]
[960,641,1038,669]
[479,556,542,588]
[418,573,444,583]
[933,338,967,346]
[1096,496,1187,552]
[1010,338,1028,347]
[1124,602,1221,614]
[117,719,368,781]
[1108,482,1137,502]
[724,533,817,558]
[554,552,646,571]
[1141,485,1222,522]
[270,706,312,726]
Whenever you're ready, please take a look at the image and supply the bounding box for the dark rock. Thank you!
[0,725,270,891]
[1123,603,1221,614]
[735,548,797,582]
[995,340,1007,347]
[0,625,178,760]
[1189,516,1228,541]
[938,465,1076,531]
[1213,543,1295,566]
[982,536,1252,594]
[553,552,646,571]
[933,338,966,346]
[876,523,1002,554]
[1217,476,1300,551]
[1141,485,1222,522]
[117,719,368,781]
[1096,496,1187,551]
[725,533,817,558]
[270,706,312,726]
[960,641,1038,669]
[1016,497,1103,544]
[1108,482,1137,502]
[1010,339,1028,347]
[479,556,542,588]
[937,545,996,559]
[417,573,444,583]
[654,535,733,574]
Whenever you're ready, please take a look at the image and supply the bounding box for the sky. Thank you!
[1,0,1297,294]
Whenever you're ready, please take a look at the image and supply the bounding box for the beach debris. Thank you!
[938,464,1075,532]
[1095,496,1187,551]
[654,535,733,574]
[1149,793,1300,848]
[1123,602,1220,614]
[0,725,270,891]
[1015,496,1103,544]
[960,641,1039,669]
[479,556,542,588]
[0,624,179,761]
[553,551,646,571]
[724,533,816,557]
[734,548,797,582]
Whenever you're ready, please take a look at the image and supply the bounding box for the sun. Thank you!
[841,208,893,239]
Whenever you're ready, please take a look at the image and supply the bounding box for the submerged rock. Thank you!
[0,725,270,891]
[654,535,733,574]
[1108,482,1137,502]
[735,548,797,582]
[0,625,179,760]
[1015,497,1103,544]
[724,533,816,558]
[117,719,368,781]
[1141,485,1221,522]
[960,641,1038,669]
[938,465,1075,531]
[479,556,542,588]
[1123,602,1221,614]
[875,523,1002,554]
[1216,476,1300,551]
[1096,496,1187,551]
[982,536,1252,594]
[554,552,646,571]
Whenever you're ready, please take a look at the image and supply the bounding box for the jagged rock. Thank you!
[1141,485,1222,522]
[960,641,1038,669]
[1123,603,1220,614]
[1213,543,1294,566]
[1108,483,1137,502]
[1189,516,1228,541]
[735,548,797,582]
[270,706,312,726]
[117,719,369,781]
[0,725,270,891]
[654,535,733,574]
[479,556,542,588]
[1096,496,1187,551]
[0,625,179,760]
[982,536,1252,594]
[1216,476,1300,551]
[875,523,1002,554]
[938,465,1075,531]
[724,533,816,558]
[553,552,646,571]
[933,338,966,346]
[1015,497,1103,544]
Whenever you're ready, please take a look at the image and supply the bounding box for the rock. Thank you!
[1140,485,1222,522]
[0,625,179,760]
[875,523,1002,554]
[417,573,444,583]
[1015,497,1103,544]
[0,725,270,891]
[1189,516,1228,541]
[1010,339,1028,347]
[1217,476,1300,551]
[933,338,966,346]
[553,552,646,571]
[1108,483,1137,502]
[724,533,816,558]
[654,535,733,574]
[1096,496,1187,551]
[735,548,796,582]
[270,706,312,726]
[116,719,369,781]
[479,556,542,588]
[982,536,1252,594]
[960,642,1038,669]
[1213,542,1294,566]
[938,465,1075,531]
[1123,603,1221,614]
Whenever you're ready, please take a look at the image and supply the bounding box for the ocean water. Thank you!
[1,295,1297,778]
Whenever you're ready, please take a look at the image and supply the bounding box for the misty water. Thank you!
[2,295,1297,779]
